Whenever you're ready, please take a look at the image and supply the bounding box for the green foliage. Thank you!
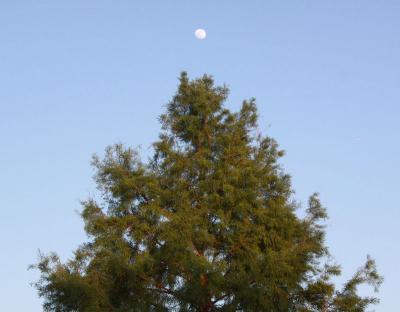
[32,72,382,311]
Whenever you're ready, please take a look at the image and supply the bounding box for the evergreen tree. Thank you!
[33,73,382,311]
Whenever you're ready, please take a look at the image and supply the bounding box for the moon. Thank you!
[195,28,207,40]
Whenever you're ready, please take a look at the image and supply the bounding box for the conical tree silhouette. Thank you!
[33,73,382,312]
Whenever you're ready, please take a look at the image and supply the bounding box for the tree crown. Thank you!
[33,73,382,312]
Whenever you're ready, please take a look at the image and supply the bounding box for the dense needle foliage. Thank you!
[33,73,382,311]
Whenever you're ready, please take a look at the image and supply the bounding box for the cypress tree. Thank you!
[33,72,382,311]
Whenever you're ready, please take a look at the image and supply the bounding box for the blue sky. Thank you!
[0,1,399,310]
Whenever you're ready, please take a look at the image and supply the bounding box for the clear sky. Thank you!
[0,1,399,311]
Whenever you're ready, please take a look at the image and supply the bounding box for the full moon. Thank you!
[195,28,207,40]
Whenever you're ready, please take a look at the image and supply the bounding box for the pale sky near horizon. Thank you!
[0,1,399,311]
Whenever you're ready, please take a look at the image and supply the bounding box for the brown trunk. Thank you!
[322,296,328,312]
[200,301,213,312]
